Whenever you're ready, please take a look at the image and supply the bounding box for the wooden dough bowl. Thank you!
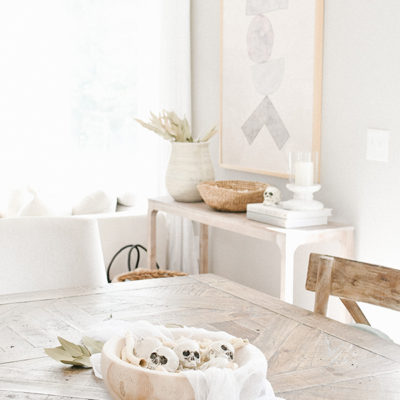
[102,337,195,400]
[101,335,266,400]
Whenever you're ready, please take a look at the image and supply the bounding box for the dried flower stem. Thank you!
[135,110,218,143]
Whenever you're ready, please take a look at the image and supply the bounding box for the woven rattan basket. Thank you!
[112,269,187,283]
[197,180,268,212]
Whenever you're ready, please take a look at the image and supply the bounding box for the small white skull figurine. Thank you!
[263,186,281,206]
[173,339,201,369]
[134,337,162,361]
[148,346,179,372]
[208,341,235,361]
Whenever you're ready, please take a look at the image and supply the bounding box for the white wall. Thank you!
[191,0,400,341]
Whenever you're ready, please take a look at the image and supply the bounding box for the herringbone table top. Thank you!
[0,274,399,399]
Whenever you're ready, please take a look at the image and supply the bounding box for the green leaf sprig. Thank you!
[44,336,104,368]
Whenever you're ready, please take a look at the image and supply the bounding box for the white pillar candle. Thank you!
[294,161,314,186]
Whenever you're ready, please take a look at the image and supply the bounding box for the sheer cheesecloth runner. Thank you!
[85,320,284,400]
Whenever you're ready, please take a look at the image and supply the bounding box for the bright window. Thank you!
[0,0,166,203]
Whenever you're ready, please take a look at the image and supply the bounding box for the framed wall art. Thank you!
[220,0,324,178]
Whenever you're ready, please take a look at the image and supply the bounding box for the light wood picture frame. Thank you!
[220,0,324,178]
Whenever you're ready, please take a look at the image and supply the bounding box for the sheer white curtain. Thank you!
[160,0,198,274]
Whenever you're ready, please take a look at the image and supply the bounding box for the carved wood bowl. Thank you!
[101,337,195,400]
[101,332,267,400]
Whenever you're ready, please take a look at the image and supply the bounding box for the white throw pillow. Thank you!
[7,187,34,217]
[72,190,117,215]
[17,188,73,217]
[19,192,57,216]
[117,192,136,207]
[116,204,137,212]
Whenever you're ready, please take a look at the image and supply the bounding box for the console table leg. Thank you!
[276,235,295,304]
[339,228,355,259]
[199,223,209,274]
[147,209,158,270]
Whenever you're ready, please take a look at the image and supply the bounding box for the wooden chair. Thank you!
[306,253,400,325]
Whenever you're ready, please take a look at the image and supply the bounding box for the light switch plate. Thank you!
[366,129,390,162]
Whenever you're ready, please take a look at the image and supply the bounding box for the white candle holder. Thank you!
[281,184,324,210]
[280,151,324,211]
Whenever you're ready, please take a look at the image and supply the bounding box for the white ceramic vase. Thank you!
[166,142,214,202]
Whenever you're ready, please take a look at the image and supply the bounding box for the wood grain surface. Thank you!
[307,253,400,317]
[0,274,399,399]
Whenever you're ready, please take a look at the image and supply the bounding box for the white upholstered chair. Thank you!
[0,217,107,295]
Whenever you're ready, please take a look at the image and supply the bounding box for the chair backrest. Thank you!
[0,217,107,295]
[306,253,400,325]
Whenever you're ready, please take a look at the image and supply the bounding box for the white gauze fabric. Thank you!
[84,320,284,400]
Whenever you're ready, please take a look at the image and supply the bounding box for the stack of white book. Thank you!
[247,203,332,228]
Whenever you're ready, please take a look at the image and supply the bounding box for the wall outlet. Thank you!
[366,129,390,162]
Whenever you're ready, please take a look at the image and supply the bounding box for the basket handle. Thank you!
[106,244,160,283]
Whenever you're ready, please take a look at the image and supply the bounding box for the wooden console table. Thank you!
[147,196,354,303]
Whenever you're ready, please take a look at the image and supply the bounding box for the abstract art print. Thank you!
[220,0,324,178]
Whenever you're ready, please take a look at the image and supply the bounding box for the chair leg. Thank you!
[314,256,334,316]
[340,298,370,326]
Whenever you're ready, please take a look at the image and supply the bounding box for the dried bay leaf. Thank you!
[80,344,91,357]
[82,336,104,355]
[44,336,104,369]
[44,347,74,362]
[61,356,92,368]
[58,337,83,357]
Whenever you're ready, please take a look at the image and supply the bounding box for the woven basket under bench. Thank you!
[112,269,187,283]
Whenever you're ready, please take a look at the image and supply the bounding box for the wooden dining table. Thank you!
[1,274,399,399]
